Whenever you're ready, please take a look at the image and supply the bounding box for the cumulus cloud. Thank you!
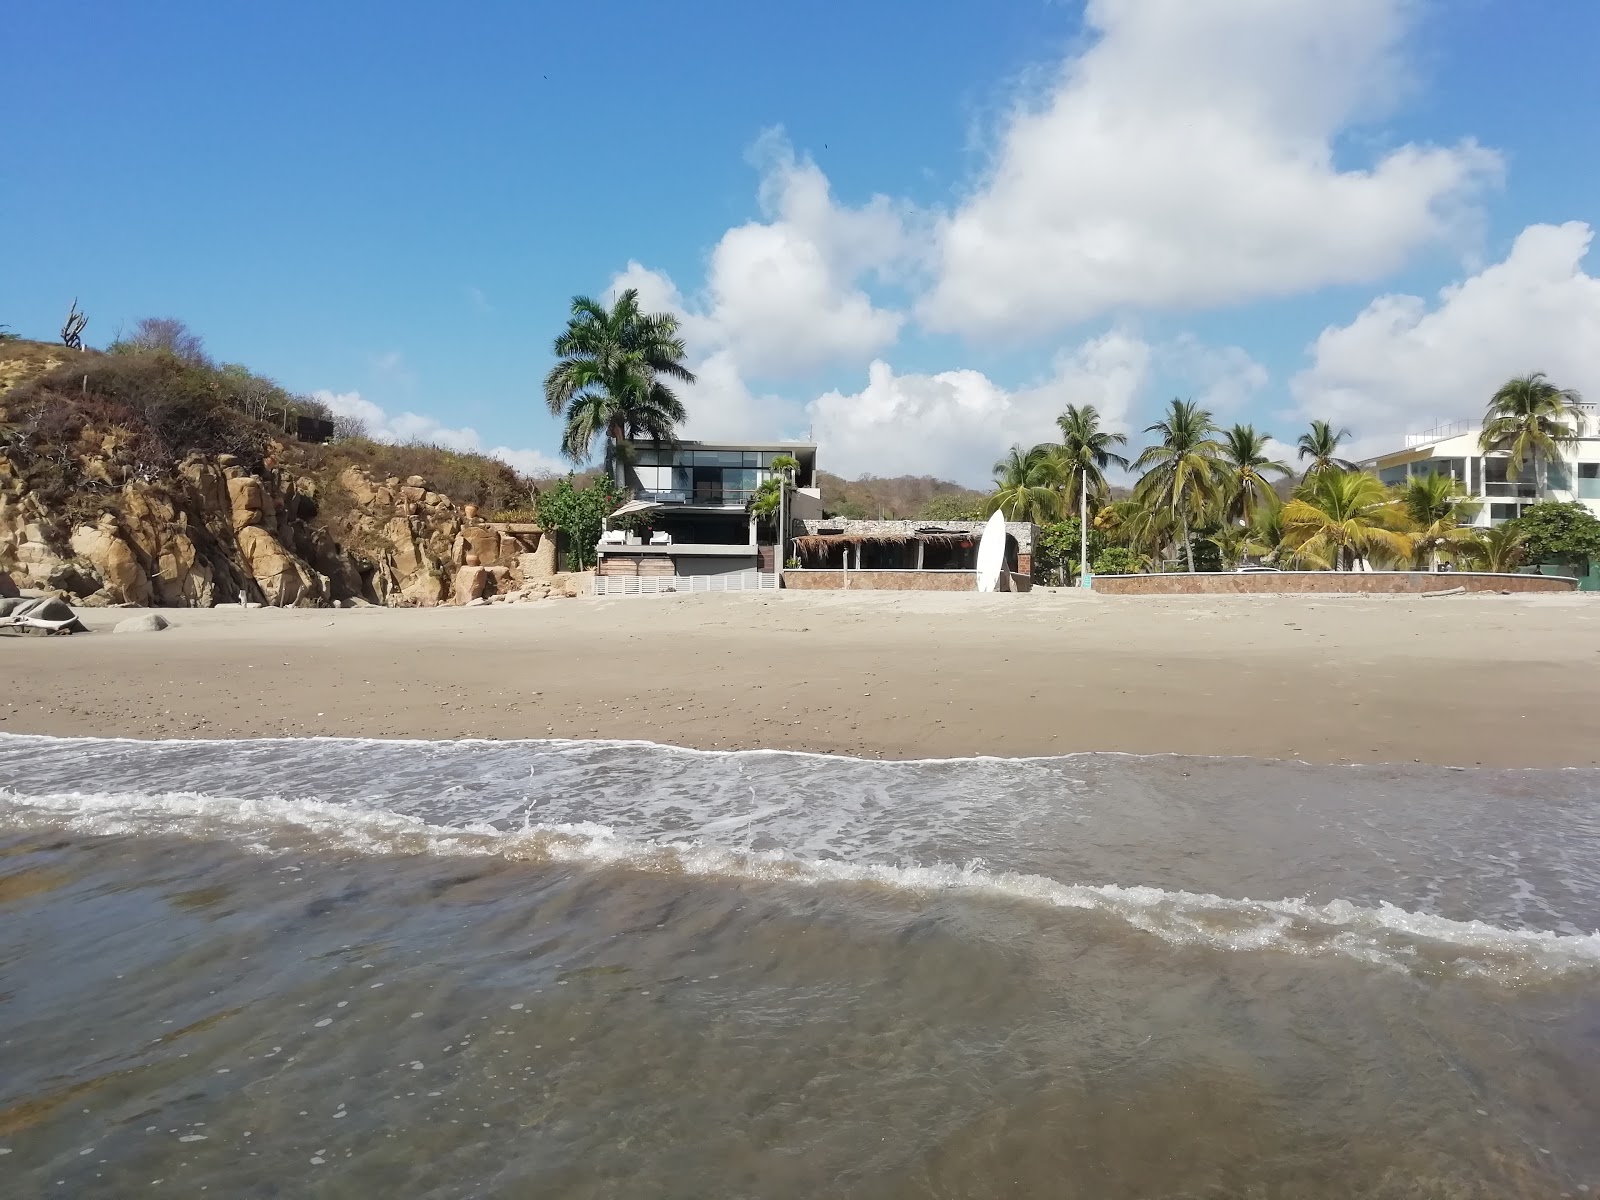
[609,132,908,380]
[1289,222,1600,456]
[807,331,1151,485]
[920,0,1500,337]
[313,390,567,477]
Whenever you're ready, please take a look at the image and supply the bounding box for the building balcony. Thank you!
[631,487,760,508]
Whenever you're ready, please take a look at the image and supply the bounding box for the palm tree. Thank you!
[1132,399,1225,572]
[1282,470,1413,570]
[1096,498,1173,566]
[1398,472,1481,570]
[1296,419,1355,478]
[543,289,696,467]
[1219,424,1290,523]
[1478,372,1584,497]
[1463,523,1530,574]
[986,443,1065,523]
[1055,404,1130,515]
[1242,501,1288,566]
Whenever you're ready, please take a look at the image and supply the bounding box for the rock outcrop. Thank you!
[0,444,557,610]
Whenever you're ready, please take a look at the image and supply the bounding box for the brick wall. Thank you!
[782,570,975,591]
[1091,571,1578,595]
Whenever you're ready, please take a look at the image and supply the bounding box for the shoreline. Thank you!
[5,590,1599,768]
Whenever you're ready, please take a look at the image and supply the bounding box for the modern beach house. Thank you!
[594,438,1038,593]
[1362,402,1600,527]
[595,439,823,584]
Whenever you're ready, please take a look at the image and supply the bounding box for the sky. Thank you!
[4,0,1599,486]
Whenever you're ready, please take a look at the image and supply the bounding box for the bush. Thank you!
[535,475,629,570]
[1090,546,1143,576]
[1034,518,1104,584]
[1505,502,1600,567]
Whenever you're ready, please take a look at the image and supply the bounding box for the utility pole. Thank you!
[1079,470,1089,588]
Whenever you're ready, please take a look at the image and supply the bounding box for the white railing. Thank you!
[592,571,779,597]
[1404,420,1478,448]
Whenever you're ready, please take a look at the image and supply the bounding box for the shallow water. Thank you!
[1,734,1598,1198]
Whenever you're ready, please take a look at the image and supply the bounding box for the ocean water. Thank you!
[1,735,1598,1198]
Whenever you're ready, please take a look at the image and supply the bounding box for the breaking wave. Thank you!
[4,782,1597,984]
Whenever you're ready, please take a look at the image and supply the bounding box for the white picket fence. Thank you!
[592,570,779,597]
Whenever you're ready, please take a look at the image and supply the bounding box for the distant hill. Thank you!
[817,471,989,520]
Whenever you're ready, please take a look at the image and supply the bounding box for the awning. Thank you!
[607,499,663,523]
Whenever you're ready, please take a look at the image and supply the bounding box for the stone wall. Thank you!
[783,569,1032,592]
[1091,571,1578,595]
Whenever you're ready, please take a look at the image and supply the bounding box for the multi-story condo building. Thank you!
[1362,403,1600,527]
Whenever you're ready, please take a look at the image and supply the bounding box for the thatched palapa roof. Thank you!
[792,531,975,555]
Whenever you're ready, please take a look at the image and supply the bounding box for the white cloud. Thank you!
[807,331,1151,485]
[313,390,567,477]
[1159,335,1269,414]
[1289,222,1600,456]
[608,132,908,380]
[920,0,1500,337]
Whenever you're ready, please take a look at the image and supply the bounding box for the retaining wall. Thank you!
[781,570,1032,592]
[1090,571,1577,595]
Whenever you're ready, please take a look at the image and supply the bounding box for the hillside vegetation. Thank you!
[817,471,989,520]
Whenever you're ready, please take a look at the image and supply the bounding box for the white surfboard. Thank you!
[975,511,1007,592]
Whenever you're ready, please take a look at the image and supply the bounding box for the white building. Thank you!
[1363,403,1600,527]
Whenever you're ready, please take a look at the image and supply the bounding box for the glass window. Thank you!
[743,452,759,467]
[1490,503,1519,522]
[1547,463,1571,489]
[1580,463,1600,479]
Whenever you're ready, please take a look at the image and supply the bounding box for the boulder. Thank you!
[70,520,154,606]
[115,613,170,634]
[338,466,377,507]
[45,559,104,599]
[0,572,18,599]
[227,475,268,532]
[237,525,323,607]
[453,564,489,604]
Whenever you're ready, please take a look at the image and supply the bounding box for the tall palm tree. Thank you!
[986,443,1065,523]
[1464,523,1529,574]
[1478,372,1584,496]
[543,289,696,466]
[1132,399,1225,572]
[1398,472,1481,569]
[1055,403,1130,515]
[1242,501,1288,566]
[1296,419,1355,478]
[1219,424,1290,523]
[1282,469,1412,570]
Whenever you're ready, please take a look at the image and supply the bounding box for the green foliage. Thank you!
[1033,518,1103,584]
[1055,403,1129,513]
[1090,546,1143,576]
[1479,373,1584,490]
[749,476,783,529]
[543,290,694,465]
[1296,419,1354,477]
[987,443,1065,522]
[534,474,630,569]
[1187,531,1223,573]
[0,325,19,344]
[1282,469,1412,570]
[768,454,801,477]
[1219,423,1290,522]
[1505,501,1600,566]
[1462,524,1529,574]
[1397,471,1480,567]
[1132,398,1224,571]
[830,499,870,519]
[916,492,987,521]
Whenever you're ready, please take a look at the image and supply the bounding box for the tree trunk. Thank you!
[1181,512,1194,572]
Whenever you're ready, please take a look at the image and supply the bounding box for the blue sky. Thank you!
[4,0,1598,485]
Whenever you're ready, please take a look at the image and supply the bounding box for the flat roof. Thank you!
[617,438,817,454]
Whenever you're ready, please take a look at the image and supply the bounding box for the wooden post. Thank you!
[916,540,925,571]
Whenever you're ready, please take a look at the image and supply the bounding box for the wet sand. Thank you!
[5,590,1599,766]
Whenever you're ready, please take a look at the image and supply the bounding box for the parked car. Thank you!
[1235,566,1282,573]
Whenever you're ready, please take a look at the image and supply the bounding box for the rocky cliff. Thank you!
[0,342,567,608]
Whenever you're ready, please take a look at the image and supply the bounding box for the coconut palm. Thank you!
[1478,372,1584,496]
[1219,424,1290,523]
[1132,399,1225,572]
[1282,469,1413,570]
[1055,403,1130,515]
[1296,419,1355,478]
[1095,498,1173,566]
[1463,523,1530,574]
[543,289,696,466]
[1242,501,1288,566]
[986,443,1065,523]
[1398,472,1481,569]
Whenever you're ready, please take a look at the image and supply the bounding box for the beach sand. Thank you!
[4,589,1599,766]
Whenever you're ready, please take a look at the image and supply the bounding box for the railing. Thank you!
[1404,421,1478,448]
[632,488,761,506]
[593,571,778,597]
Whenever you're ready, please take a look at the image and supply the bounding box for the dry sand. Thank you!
[4,589,1599,767]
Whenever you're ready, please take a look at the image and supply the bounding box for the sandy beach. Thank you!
[5,589,1599,766]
